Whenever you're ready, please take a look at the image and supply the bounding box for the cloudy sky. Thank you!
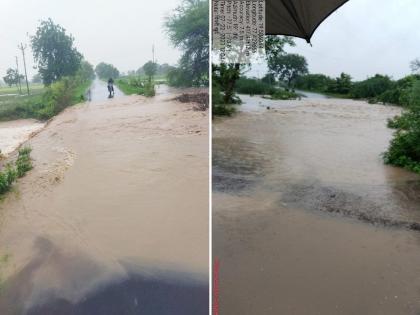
[0,0,182,79]
[251,0,420,81]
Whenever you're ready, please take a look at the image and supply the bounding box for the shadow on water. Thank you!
[0,238,208,315]
[212,137,268,193]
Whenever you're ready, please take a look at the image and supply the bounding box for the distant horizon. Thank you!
[0,0,182,81]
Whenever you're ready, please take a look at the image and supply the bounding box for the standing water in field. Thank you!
[213,94,420,315]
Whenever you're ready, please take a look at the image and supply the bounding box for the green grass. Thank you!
[0,78,91,121]
[0,147,32,196]
[0,83,45,96]
[115,76,159,97]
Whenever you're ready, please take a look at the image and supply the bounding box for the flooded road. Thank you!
[0,81,209,314]
[213,95,420,314]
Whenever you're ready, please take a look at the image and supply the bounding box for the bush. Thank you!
[351,74,394,99]
[144,81,155,97]
[115,77,155,97]
[235,78,276,95]
[384,81,420,173]
[270,89,299,100]
[0,147,32,195]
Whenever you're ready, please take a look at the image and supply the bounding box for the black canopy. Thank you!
[266,0,349,42]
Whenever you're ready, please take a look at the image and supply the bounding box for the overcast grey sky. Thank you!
[0,0,182,79]
[251,0,420,81]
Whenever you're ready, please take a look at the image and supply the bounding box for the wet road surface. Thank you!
[0,82,209,314]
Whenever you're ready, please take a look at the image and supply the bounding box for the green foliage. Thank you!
[270,89,299,100]
[327,73,352,95]
[267,53,308,87]
[143,61,158,80]
[295,74,334,92]
[0,72,92,121]
[95,62,120,80]
[0,147,32,195]
[16,147,33,177]
[265,36,307,87]
[212,63,242,104]
[3,68,23,87]
[351,74,394,99]
[31,73,42,84]
[384,81,420,173]
[144,81,155,97]
[165,0,209,86]
[115,76,155,97]
[77,61,95,81]
[235,77,276,95]
[31,19,82,85]
[265,36,295,60]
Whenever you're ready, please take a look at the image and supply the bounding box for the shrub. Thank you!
[384,81,420,173]
[16,147,33,177]
[0,147,32,195]
[144,81,155,97]
[235,78,276,95]
[351,74,394,99]
[270,89,299,100]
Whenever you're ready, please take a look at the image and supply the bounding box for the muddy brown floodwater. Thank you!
[0,80,209,314]
[213,94,420,315]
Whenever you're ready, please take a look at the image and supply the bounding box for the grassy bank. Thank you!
[213,77,300,117]
[0,147,32,197]
[115,76,161,97]
[0,77,92,121]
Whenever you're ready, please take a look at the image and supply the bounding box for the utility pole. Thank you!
[18,43,30,95]
[152,44,155,64]
[15,56,22,94]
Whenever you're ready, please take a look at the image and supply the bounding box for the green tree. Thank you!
[3,68,23,87]
[165,0,209,86]
[31,19,82,85]
[143,61,157,81]
[268,53,308,87]
[351,74,393,99]
[78,60,95,81]
[410,58,420,73]
[327,73,353,94]
[212,63,242,104]
[265,36,295,60]
[31,73,42,84]
[295,74,334,92]
[95,62,119,80]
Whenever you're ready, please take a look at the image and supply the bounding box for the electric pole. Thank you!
[152,44,155,64]
[18,43,30,95]
[15,56,22,94]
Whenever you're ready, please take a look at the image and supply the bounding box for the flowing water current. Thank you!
[0,80,209,314]
[213,93,420,315]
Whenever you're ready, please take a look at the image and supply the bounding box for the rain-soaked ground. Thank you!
[213,93,420,315]
[0,79,209,314]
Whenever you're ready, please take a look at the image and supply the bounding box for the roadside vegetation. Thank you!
[113,61,165,97]
[115,0,209,100]
[384,80,420,173]
[165,0,209,87]
[0,19,94,122]
[213,36,304,116]
[0,147,32,197]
